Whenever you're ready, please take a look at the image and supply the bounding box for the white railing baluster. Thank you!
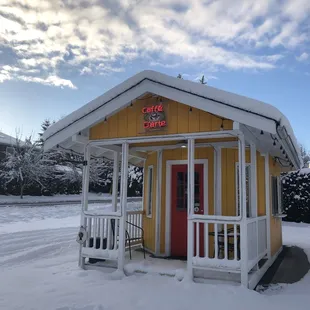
[234,224,238,260]
[93,218,97,248]
[114,219,119,250]
[99,218,103,249]
[196,222,200,257]
[224,223,228,260]
[131,214,134,238]
[86,217,91,247]
[107,219,111,250]
[204,222,209,258]
[214,224,218,259]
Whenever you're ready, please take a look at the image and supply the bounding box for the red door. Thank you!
[171,164,204,258]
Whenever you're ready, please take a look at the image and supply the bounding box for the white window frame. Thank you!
[235,162,251,217]
[271,175,284,216]
[146,165,154,218]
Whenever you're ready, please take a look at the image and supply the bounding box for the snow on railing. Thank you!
[81,210,144,260]
[190,218,241,270]
[82,214,120,260]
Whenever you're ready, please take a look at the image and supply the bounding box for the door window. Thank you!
[176,171,200,211]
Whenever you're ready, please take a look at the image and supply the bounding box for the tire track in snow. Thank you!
[0,228,78,267]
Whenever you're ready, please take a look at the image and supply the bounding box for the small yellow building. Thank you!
[43,70,301,289]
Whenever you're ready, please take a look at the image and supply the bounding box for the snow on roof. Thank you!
[43,70,301,166]
[0,131,19,146]
[298,168,310,175]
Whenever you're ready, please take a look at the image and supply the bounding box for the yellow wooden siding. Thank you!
[141,146,271,256]
[257,153,266,216]
[89,96,233,140]
[221,149,251,216]
[269,156,283,256]
[142,152,157,252]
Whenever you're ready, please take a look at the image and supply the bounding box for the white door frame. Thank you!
[165,159,208,256]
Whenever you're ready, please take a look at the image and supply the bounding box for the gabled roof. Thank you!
[43,70,302,168]
[0,131,19,146]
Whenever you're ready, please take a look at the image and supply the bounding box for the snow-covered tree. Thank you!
[89,158,113,187]
[0,136,53,198]
[300,144,310,168]
[199,75,207,85]
[128,165,143,196]
[282,169,310,223]
[37,119,54,146]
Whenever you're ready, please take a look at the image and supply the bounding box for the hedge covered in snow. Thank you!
[282,168,310,223]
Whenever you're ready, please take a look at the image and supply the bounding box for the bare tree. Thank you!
[0,135,53,198]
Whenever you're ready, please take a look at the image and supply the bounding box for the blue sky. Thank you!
[0,0,310,148]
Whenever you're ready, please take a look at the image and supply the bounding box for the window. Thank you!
[271,176,283,216]
[236,163,251,217]
[146,166,154,217]
[175,171,200,211]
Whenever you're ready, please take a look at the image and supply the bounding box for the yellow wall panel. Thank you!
[89,96,233,140]
[108,114,118,138]
[269,156,283,256]
[142,144,271,256]
[257,153,266,216]
[118,108,128,138]
[189,108,200,133]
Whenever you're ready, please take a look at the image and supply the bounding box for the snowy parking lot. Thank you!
[1,204,310,310]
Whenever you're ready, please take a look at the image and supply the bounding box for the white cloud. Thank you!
[80,67,92,75]
[19,75,77,89]
[296,52,309,62]
[0,0,309,88]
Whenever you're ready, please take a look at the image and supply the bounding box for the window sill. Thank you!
[273,213,287,218]
[146,215,152,219]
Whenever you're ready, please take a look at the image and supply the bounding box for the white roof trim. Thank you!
[43,70,301,167]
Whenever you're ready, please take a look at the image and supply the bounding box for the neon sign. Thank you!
[142,104,167,130]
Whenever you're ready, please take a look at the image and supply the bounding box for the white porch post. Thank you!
[79,144,90,268]
[250,142,259,270]
[239,134,248,287]
[250,143,257,218]
[214,146,222,215]
[82,145,91,212]
[264,153,271,259]
[155,150,163,255]
[187,138,195,280]
[112,151,120,212]
[118,143,129,272]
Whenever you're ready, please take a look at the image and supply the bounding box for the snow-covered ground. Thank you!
[0,204,310,310]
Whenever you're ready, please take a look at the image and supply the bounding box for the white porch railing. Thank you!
[126,211,143,245]
[81,210,144,261]
[190,218,241,271]
[247,216,267,271]
[189,216,267,273]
